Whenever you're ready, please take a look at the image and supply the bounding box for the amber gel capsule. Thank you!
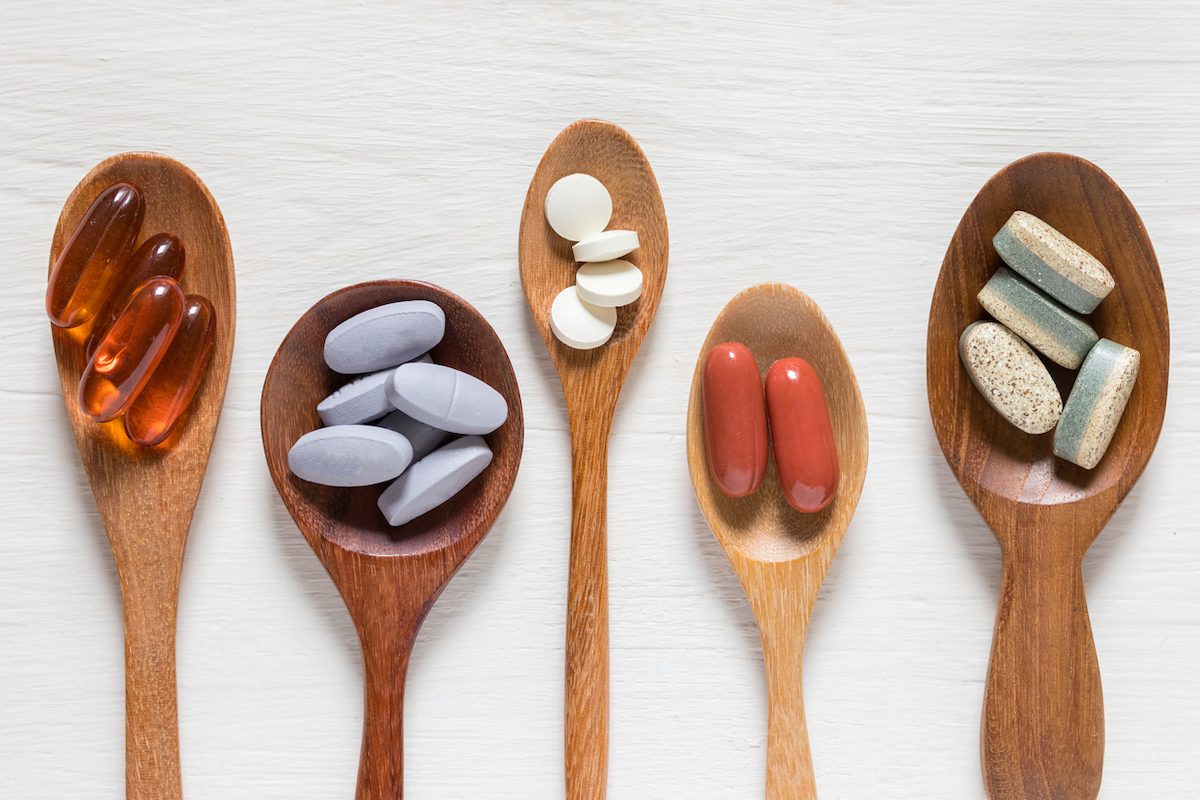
[124,295,215,446]
[85,233,185,360]
[78,277,185,422]
[46,182,145,328]
[702,342,769,497]
[765,357,839,513]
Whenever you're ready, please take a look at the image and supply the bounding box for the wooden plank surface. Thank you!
[1,2,1197,798]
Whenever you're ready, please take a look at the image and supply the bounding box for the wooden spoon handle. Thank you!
[749,561,820,800]
[982,549,1103,800]
[354,608,423,800]
[121,580,183,800]
[565,416,613,800]
[122,587,181,800]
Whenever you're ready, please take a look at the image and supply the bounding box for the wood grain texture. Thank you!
[260,281,524,800]
[927,153,1169,800]
[687,283,869,799]
[519,120,668,800]
[48,153,236,800]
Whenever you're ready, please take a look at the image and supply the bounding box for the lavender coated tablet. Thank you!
[324,300,444,373]
[376,408,449,461]
[288,425,414,487]
[386,362,508,435]
[378,435,494,526]
[317,368,396,426]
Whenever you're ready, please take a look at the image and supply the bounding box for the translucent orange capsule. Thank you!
[84,233,186,360]
[124,295,215,446]
[47,182,146,328]
[78,278,184,422]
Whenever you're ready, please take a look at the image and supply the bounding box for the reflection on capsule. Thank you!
[46,182,145,328]
[124,295,215,446]
[78,278,184,422]
[85,233,185,360]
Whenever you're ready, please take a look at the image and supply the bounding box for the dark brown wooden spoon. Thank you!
[49,152,236,800]
[518,119,668,800]
[927,153,1169,800]
[261,280,523,800]
[687,283,868,799]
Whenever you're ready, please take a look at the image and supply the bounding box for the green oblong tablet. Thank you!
[1054,339,1140,469]
[978,267,1099,369]
[993,211,1114,314]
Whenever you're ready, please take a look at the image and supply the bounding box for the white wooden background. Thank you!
[2,2,1197,798]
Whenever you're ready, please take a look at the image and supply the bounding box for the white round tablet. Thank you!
[549,286,617,350]
[575,260,643,307]
[572,229,639,262]
[545,173,612,242]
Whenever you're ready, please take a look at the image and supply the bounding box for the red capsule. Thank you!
[78,278,185,422]
[765,357,839,512]
[85,233,186,360]
[702,342,769,497]
[47,182,145,328]
[124,295,215,446]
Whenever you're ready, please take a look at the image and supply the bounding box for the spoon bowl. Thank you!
[261,280,523,799]
[927,153,1169,800]
[519,119,668,800]
[49,152,236,800]
[687,283,868,799]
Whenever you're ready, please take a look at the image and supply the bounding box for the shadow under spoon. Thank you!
[49,152,236,800]
[687,282,868,800]
[518,119,668,799]
[927,153,1169,800]
[261,280,524,800]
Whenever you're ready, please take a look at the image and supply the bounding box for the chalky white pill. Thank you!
[288,425,414,487]
[993,211,1114,314]
[376,408,449,461]
[959,321,1062,435]
[324,300,445,374]
[1054,339,1140,469]
[572,230,639,262]
[386,362,508,435]
[545,173,612,242]
[378,435,494,526]
[575,259,643,307]
[317,368,395,426]
[549,285,616,349]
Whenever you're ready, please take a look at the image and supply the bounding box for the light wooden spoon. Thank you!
[928,153,1169,800]
[686,283,868,800]
[49,152,236,800]
[260,280,524,800]
[518,119,668,800]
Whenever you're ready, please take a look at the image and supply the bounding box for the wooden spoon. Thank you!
[927,153,1169,800]
[260,280,524,800]
[518,119,668,800]
[686,283,868,800]
[49,152,236,800]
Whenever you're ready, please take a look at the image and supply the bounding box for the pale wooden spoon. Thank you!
[518,119,668,800]
[261,280,524,800]
[928,153,1169,800]
[686,283,868,800]
[49,152,236,800]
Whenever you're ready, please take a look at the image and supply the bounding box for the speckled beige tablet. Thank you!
[959,321,1063,435]
[1054,339,1140,469]
[993,211,1114,313]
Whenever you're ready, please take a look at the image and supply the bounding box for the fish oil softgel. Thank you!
[47,180,218,446]
[78,278,185,422]
[123,294,215,446]
[47,182,145,328]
